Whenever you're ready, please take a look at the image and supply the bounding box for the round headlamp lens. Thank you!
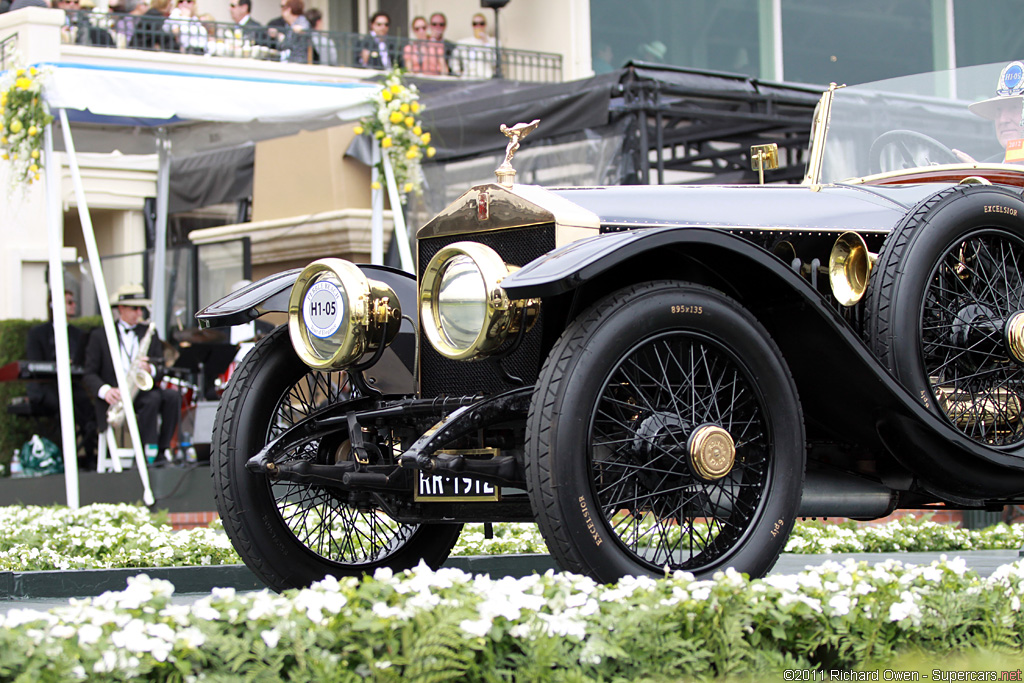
[436,254,487,351]
[301,272,347,361]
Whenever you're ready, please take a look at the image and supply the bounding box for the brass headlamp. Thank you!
[288,258,401,370]
[420,242,538,361]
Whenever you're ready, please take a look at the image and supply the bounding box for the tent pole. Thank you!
[370,143,383,265]
[43,110,79,509]
[380,149,414,273]
[58,110,155,507]
[152,130,170,340]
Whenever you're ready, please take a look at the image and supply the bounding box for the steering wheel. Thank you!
[868,130,959,174]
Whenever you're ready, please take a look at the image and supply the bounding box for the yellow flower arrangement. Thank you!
[1,64,53,188]
[354,69,435,199]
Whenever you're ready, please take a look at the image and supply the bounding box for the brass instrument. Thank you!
[829,232,877,307]
[107,322,156,428]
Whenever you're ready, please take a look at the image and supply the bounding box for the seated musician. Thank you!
[82,284,180,463]
[25,289,97,469]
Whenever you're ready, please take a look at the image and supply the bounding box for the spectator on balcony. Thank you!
[455,12,494,79]
[112,0,150,47]
[198,12,220,52]
[54,0,92,44]
[356,10,392,69]
[229,0,267,47]
[305,8,337,65]
[7,0,50,12]
[129,0,179,51]
[428,12,455,74]
[403,15,446,75]
[276,0,310,63]
[165,0,207,54]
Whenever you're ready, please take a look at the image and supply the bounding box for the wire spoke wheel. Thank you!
[213,326,461,591]
[868,186,1024,451]
[526,282,803,583]
[265,369,418,564]
[590,333,770,570]
[921,231,1024,445]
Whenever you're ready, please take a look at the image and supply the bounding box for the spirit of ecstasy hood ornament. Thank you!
[495,119,540,187]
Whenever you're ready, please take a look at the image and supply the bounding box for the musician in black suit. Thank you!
[83,284,179,457]
[25,289,97,468]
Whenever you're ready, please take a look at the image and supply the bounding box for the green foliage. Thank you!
[3,559,1024,681]
[0,316,47,463]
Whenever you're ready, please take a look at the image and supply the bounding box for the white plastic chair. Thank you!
[96,426,134,473]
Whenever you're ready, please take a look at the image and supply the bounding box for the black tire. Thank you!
[212,325,462,592]
[524,281,805,583]
[867,185,1024,447]
[868,130,959,174]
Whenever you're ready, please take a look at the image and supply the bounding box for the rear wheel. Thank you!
[525,281,804,583]
[868,186,1024,447]
[212,325,462,592]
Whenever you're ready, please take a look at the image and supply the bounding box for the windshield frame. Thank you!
[805,61,1024,187]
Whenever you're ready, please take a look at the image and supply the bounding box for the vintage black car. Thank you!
[199,60,1024,591]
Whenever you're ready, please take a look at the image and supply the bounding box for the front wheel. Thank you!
[525,282,805,583]
[212,325,462,592]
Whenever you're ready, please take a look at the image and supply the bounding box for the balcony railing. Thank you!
[57,11,563,83]
[1,33,15,71]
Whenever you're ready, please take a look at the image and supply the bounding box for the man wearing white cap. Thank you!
[956,61,1024,164]
[82,284,180,460]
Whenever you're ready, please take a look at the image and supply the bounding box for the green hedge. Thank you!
[0,316,101,467]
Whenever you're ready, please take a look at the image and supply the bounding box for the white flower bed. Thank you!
[0,504,237,571]
[1,557,1022,680]
[785,516,1024,553]
[454,516,1024,557]
[0,505,1019,572]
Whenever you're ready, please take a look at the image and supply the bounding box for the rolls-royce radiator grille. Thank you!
[418,225,556,398]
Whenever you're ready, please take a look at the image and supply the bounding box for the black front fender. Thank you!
[196,264,418,329]
[196,264,420,383]
[196,269,301,329]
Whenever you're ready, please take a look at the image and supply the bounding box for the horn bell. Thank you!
[829,232,877,307]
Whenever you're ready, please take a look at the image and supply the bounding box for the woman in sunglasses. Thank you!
[357,10,392,69]
[403,15,448,75]
[455,12,494,79]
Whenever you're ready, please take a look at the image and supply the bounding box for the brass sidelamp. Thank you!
[829,232,877,307]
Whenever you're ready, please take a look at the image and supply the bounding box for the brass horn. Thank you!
[829,232,877,307]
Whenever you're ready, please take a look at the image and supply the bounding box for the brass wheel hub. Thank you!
[1007,311,1024,364]
[688,425,736,481]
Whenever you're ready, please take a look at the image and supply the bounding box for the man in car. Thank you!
[956,60,1024,163]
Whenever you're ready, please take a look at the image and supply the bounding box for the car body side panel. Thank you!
[505,225,1024,498]
[545,183,943,234]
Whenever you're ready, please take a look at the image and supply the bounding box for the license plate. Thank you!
[414,472,500,502]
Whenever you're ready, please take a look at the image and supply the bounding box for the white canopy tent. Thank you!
[28,61,389,508]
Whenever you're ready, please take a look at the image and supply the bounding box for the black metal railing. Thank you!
[0,33,16,71]
[58,12,562,82]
